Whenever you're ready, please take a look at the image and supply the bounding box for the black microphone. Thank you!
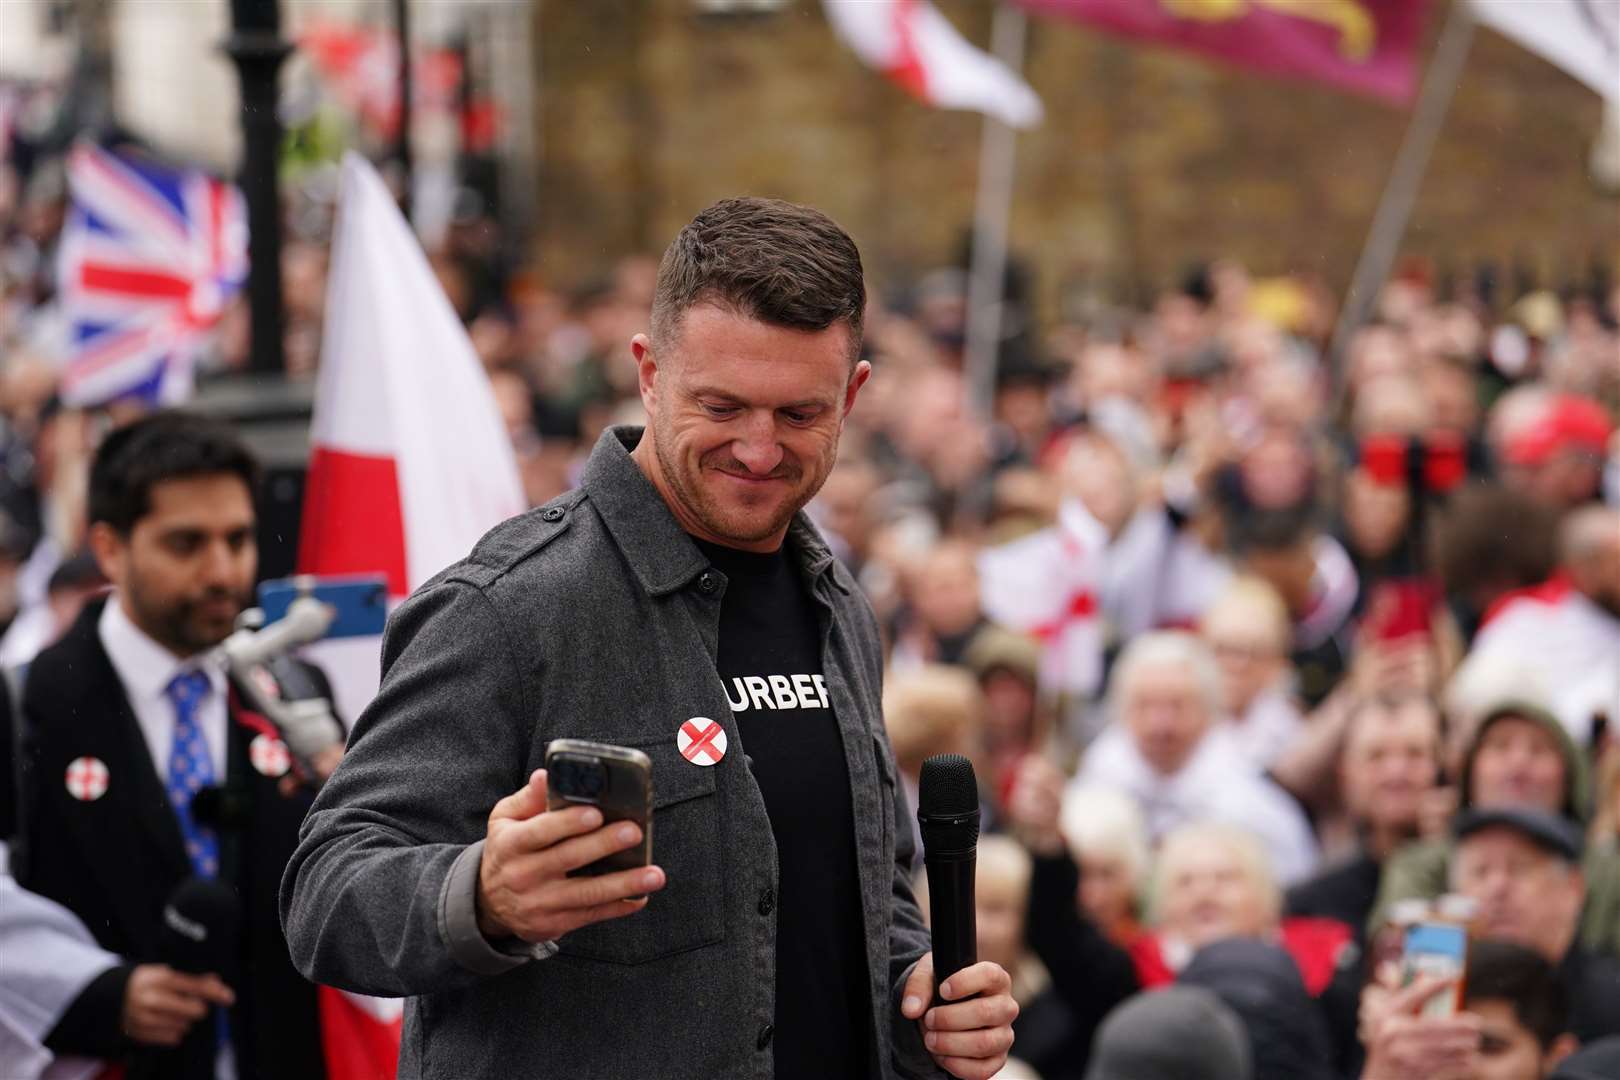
[917,753,980,1003]
[157,878,241,982]
[191,785,252,831]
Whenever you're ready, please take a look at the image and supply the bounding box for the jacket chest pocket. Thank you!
[554,732,725,965]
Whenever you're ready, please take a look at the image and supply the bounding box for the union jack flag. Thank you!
[56,143,248,407]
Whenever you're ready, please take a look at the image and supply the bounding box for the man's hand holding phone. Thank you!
[475,769,666,944]
[1360,976,1481,1080]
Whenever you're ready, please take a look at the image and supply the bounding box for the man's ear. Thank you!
[842,359,872,418]
[86,521,125,589]
[1543,1032,1578,1073]
[632,333,658,411]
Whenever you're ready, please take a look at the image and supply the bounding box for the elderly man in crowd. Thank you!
[1448,808,1620,1042]
[1374,699,1620,957]
[1069,631,1318,884]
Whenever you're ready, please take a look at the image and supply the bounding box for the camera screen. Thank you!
[550,754,609,802]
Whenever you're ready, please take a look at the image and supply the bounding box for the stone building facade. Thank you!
[532,0,1616,307]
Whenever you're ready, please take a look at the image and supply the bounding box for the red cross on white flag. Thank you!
[65,756,110,801]
[250,733,293,778]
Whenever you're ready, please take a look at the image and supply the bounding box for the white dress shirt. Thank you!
[96,599,236,1080]
[97,598,229,801]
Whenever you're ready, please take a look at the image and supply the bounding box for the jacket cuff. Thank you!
[437,840,557,975]
[890,960,948,1080]
[43,962,133,1059]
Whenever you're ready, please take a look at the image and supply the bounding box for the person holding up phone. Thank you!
[1360,940,1578,1080]
[281,198,1017,1080]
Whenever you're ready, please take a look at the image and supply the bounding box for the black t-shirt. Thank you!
[694,538,873,1079]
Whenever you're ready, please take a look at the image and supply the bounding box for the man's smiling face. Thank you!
[632,303,869,552]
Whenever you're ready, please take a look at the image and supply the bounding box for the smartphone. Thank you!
[544,739,654,877]
[1368,579,1435,645]
[258,575,388,639]
[1401,920,1468,1017]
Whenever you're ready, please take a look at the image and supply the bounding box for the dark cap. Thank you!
[1453,807,1584,862]
[1085,986,1253,1080]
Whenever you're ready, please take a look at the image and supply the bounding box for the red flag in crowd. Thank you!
[298,151,523,604]
[1015,0,1432,104]
[299,21,477,141]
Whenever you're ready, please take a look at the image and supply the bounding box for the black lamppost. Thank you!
[394,0,413,223]
[225,0,292,376]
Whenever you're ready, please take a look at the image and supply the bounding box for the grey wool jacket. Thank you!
[280,426,946,1080]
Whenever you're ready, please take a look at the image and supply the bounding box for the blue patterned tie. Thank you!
[165,669,234,1066]
[165,670,219,878]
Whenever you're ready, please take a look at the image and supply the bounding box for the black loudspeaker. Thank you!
[255,461,307,582]
[191,375,312,585]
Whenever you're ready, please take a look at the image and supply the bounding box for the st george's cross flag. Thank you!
[822,0,1045,128]
[978,497,1109,698]
[295,152,524,1079]
[56,143,248,407]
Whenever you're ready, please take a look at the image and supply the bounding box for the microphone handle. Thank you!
[923,850,976,1006]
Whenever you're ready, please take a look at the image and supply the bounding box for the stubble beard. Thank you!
[127,574,247,657]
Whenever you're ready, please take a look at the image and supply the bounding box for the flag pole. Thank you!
[393,0,414,224]
[964,3,1029,422]
[1327,0,1475,409]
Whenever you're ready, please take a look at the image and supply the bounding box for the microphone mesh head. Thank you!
[918,753,978,818]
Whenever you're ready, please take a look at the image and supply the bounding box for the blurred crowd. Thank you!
[6,134,1620,1079]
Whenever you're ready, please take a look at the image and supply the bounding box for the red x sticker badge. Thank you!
[677,717,727,767]
[65,756,110,801]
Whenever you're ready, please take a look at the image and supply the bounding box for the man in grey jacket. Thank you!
[281,197,1017,1080]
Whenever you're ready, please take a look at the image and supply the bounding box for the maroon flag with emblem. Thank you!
[1015,0,1432,104]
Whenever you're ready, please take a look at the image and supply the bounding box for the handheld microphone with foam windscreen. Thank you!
[918,753,980,1002]
[157,878,242,982]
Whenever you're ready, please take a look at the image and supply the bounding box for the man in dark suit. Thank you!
[18,411,336,1080]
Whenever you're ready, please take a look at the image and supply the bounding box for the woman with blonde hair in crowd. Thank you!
[1134,823,1347,991]
[1058,785,1149,948]
[1008,768,1357,1075]
[914,836,1076,1080]
[1198,576,1304,770]
[882,664,983,853]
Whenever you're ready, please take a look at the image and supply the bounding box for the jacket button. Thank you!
[758,887,775,916]
[697,571,718,594]
[756,1024,774,1051]
[541,506,565,522]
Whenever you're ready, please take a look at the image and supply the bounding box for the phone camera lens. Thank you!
[554,755,607,800]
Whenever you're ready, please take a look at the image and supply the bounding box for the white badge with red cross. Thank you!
[677,717,727,767]
[65,756,110,801]
[249,733,292,778]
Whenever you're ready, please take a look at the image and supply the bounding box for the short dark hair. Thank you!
[650,197,866,359]
[88,411,261,534]
[1464,939,1569,1049]
[1343,690,1443,755]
